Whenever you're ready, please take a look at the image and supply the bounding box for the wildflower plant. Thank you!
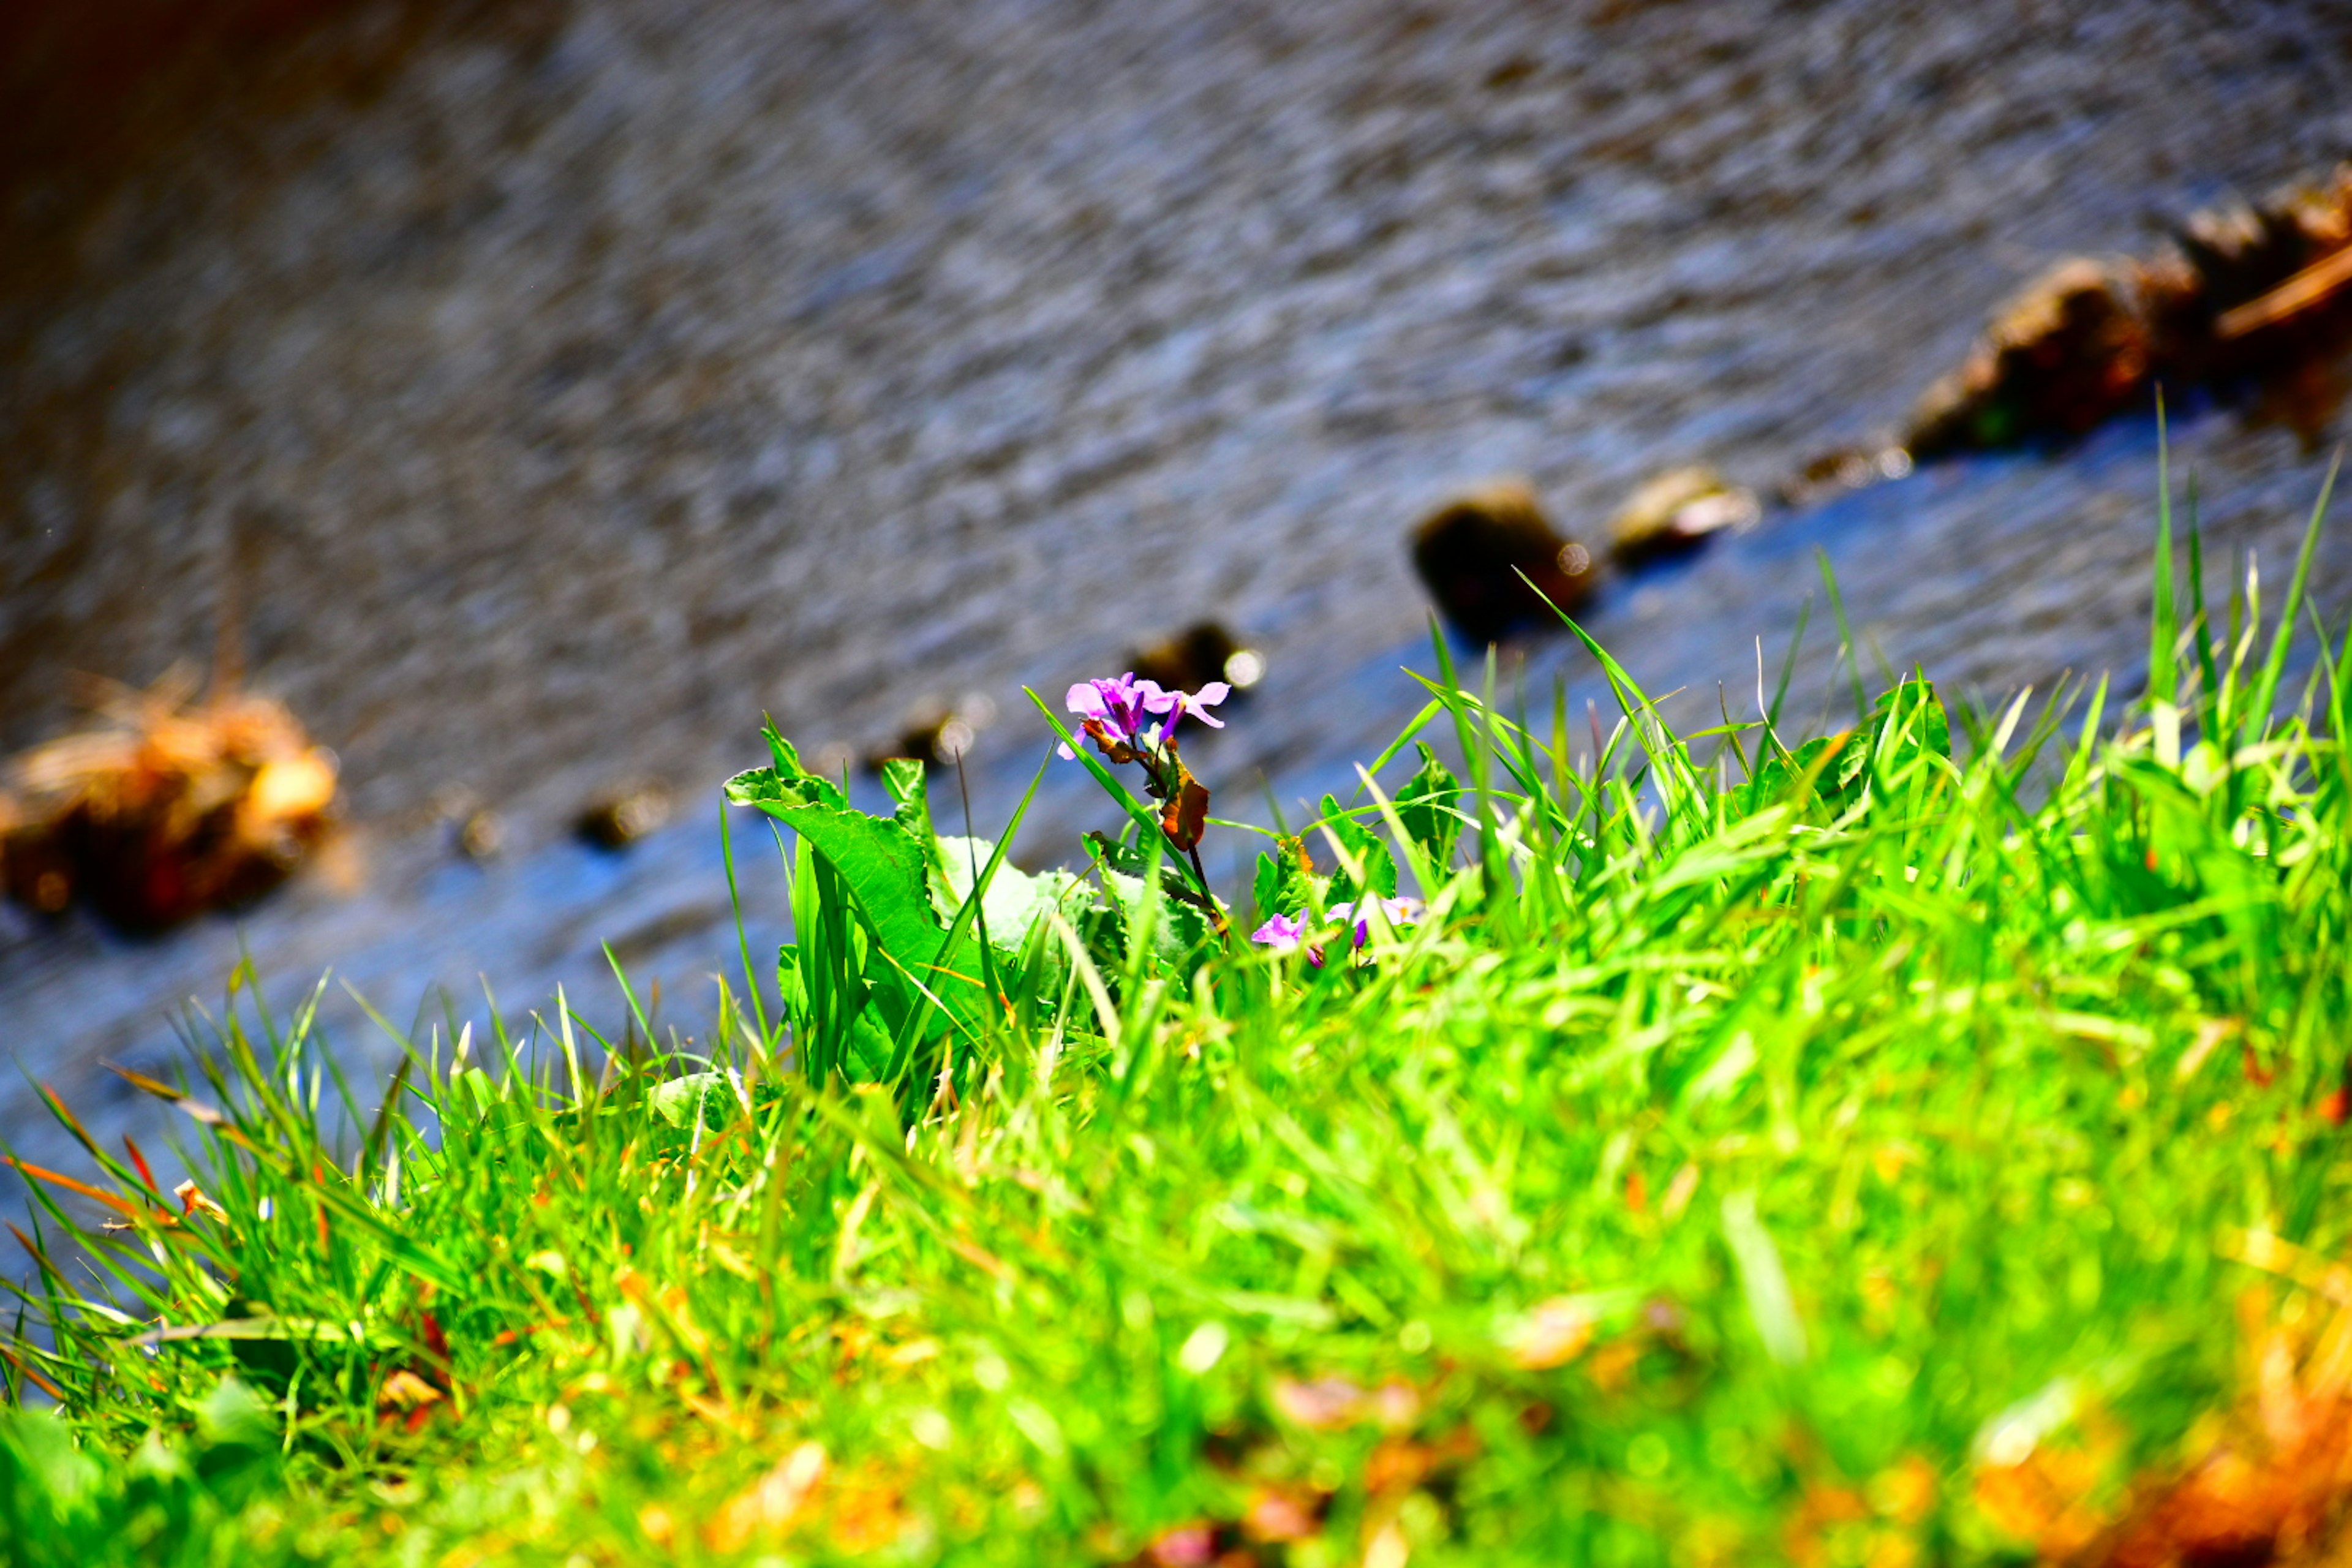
[1050,671,1232,936]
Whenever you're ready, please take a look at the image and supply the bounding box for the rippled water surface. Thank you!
[4,0,2351,1197]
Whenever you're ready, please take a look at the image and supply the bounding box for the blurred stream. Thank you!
[4,0,2351,1207]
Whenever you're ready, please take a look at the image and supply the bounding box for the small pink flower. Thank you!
[1060,674,1230,758]
[1327,896,1423,948]
[1061,672,1155,758]
[1251,911,1305,950]
[1142,680,1231,740]
[1250,911,1325,967]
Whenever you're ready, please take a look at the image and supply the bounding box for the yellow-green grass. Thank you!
[4,458,2348,1567]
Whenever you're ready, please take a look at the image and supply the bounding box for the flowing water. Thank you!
[4,0,2351,1208]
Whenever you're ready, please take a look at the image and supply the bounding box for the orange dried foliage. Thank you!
[1507,1297,1598,1370]
[699,1444,912,1558]
[2086,1284,2352,1566]
[1587,1336,1645,1395]
[1784,1458,1939,1568]
[1365,1425,1479,1498]
[0,671,336,927]
[1240,1485,1322,1544]
[1974,1436,2117,1560]
[701,1441,826,1553]
[823,1463,913,1555]
[1969,1267,2352,1566]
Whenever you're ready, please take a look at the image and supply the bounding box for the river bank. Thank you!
[4,0,2352,1235]
[9,486,2350,1562]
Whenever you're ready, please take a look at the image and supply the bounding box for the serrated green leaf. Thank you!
[1319,794,1397,903]
[1253,836,1322,926]
[650,1072,728,1131]
[932,835,1085,953]
[1395,744,1461,871]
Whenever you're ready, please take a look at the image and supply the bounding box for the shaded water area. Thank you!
[4,0,2352,1211]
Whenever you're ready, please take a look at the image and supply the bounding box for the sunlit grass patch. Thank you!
[5,453,2350,1565]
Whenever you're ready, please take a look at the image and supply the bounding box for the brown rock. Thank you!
[1128,622,1265,698]
[574,783,671,850]
[1409,478,1597,643]
[1902,162,2352,459]
[864,692,1000,772]
[1903,257,2155,458]
[1605,466,1762,566]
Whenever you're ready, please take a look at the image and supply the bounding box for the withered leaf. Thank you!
[1162,775,1210,853]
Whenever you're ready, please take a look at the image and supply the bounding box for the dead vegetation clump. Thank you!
[1905,162,2352,459]
[1972,1243,2352,1567]
[0,669,337,929]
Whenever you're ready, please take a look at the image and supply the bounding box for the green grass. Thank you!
[4,461,2350,1567]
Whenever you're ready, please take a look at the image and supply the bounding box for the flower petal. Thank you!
[1250,912,1305,950]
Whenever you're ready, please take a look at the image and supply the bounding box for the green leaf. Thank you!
[727,762,949,997]
[1081,834,1216,970]
[1099,866,1216,968]
[1861,679,1951,774]
[1395,744,1461,871]
[1737,734,1855,817]
[0,1412,102,1521]
[731,729,1001,1084]
[1319,794,1398,903]
[194,1377,276,1452]
[650,1072,729,1131]
[1839,679,1953,821]
[847,1005,897,1079]
[881,758,937,848]
[742,728,848,809]
[776,943,807,1019]
[1253,836,1322,926]
[932,835,1085,954]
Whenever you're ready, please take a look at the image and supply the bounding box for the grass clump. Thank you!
[5,462,2351,1566]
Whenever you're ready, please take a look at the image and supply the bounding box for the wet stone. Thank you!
[574,783,673,851]
[1409,478,1596,644]
[1903,162,2352,459]
[1903,258,2154,459]
[1606,466,1761,567]
[1128,622,1265,703]
[456,808,504,861]
[865,693,1000,773]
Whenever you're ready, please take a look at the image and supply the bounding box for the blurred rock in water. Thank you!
[1905,163,2352,459]
[1128,622,1264,701]
[1410,479,1596,644]
[457,808,505,861]
[1607,467,1761,567]
[867,693,1000,772]
[1905,258,2155,457]
[575,783,672,850]
[0,673,337,929]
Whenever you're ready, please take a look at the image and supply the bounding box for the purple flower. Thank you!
[1061,673,1233,758]
[1250,910,1325,968]
[1061,672,1155,758]
[1141,680,1231,741]
[1327,896,1423,948]
[1250,911,1306,951]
